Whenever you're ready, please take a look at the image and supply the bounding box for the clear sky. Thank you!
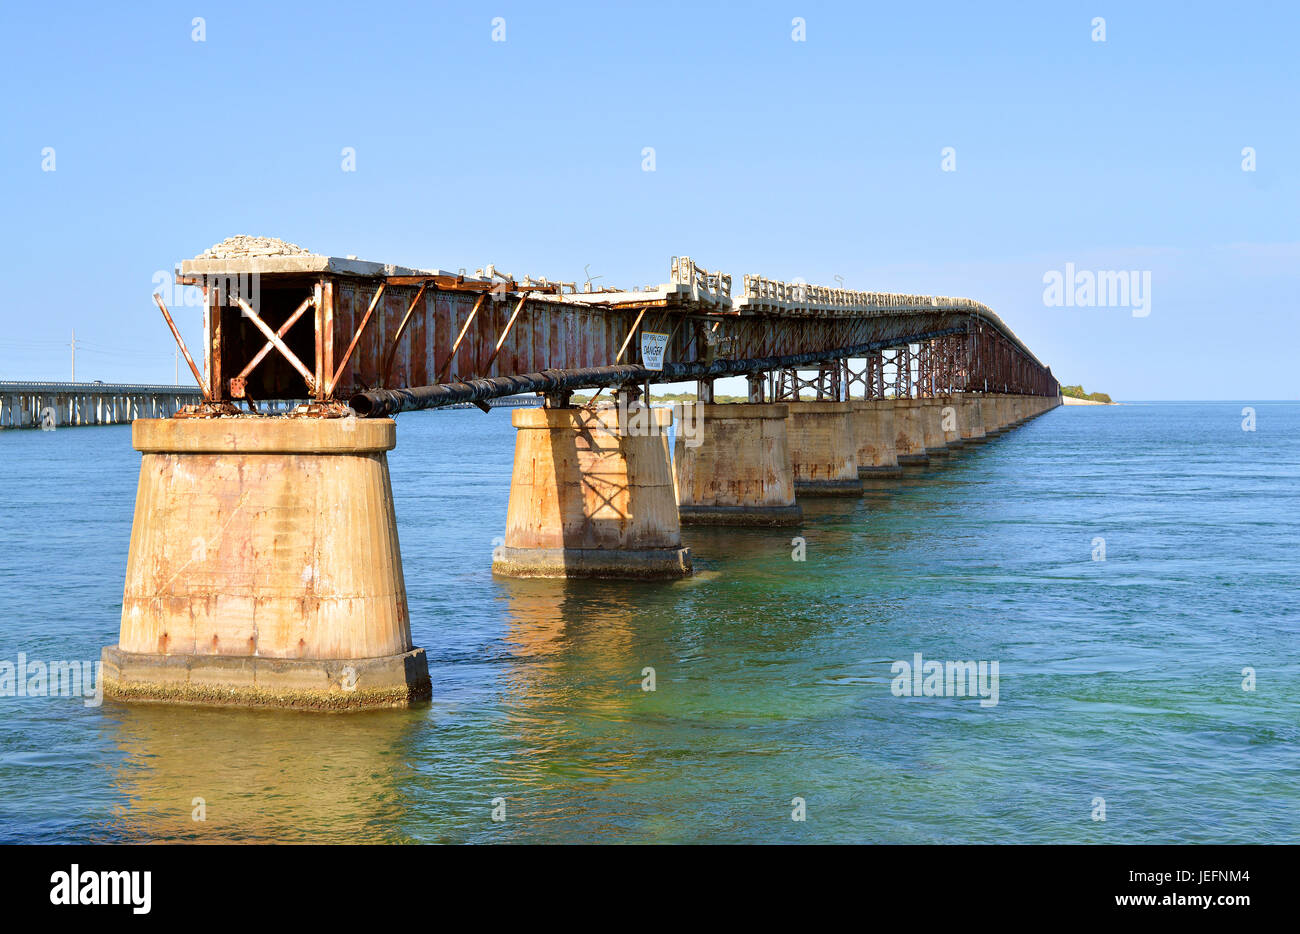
[2,1,1296,399]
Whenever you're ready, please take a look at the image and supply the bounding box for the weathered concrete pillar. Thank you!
[673,403,801,526]
[986,395,1007,433]
[938,394,965,449]
[960,393,987,442]
[893,398,928,464]
[785,401,861,494]
[102,417,430,710]
[853,400,901,476]
[494,405,690,579]
[918,398,949,457]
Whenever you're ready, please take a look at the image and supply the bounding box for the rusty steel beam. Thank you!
[379,282,429,388]
[435,292,487,383]
[327,282,387,396]
[153,293,210,400]
[480,294,529,375]
[350,327,967,417]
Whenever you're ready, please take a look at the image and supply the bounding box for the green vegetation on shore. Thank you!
[1061,384,1112,404]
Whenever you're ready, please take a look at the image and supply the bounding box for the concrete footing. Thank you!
[102,645,430,711]
[892,399,928,465]
[785,401,862,494]
[960,393,987,443]
[919,399,950,457]
[673,403,802,525]
[937,395,966,449]
[853,400,902,477]
[103,417,431,711]
[494,405,691,579]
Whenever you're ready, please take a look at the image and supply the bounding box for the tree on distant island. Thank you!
[1061,384,1112,404]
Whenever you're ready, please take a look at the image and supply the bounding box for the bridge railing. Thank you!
[671,256,732,298]
[739,276,995,316]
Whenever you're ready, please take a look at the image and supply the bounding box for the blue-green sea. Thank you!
[0,402,1295,843]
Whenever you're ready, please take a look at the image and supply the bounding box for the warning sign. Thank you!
[640,331,669,370]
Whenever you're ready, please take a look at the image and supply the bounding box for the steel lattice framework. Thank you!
[159,251,1059,416]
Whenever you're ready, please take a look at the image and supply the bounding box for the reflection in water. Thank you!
[94,702,425,843]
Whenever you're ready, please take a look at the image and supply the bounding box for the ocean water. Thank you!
[0,402,1295,844]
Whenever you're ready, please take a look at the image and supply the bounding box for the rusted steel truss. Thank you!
[182,270,1057,416]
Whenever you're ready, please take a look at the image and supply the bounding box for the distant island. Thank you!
[1061,384,1114,405]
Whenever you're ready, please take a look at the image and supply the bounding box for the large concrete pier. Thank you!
[102,417,430,710]
[672,402,802,526]
[492,403,691,579]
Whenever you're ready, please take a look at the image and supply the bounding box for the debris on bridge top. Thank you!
[199,235,313,260]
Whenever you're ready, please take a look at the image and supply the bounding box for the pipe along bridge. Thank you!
[100,240,1062,711]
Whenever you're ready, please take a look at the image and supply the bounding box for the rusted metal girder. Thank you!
[153,294,210,400]
[350,327,967,417]
[188,257,1058,413]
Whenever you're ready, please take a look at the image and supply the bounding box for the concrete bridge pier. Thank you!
[494,403,691,578]
[893,398,929,465]
[673,403,802,526]
[993,398,1013,434]
[919,398,950,458]
[938,394,966,451]
[785,401,862,494]
[102,418,431,710]
[960,393,987,443]
[853,400,902,477]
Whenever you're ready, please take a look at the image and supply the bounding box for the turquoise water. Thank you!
[0,402,1295,843]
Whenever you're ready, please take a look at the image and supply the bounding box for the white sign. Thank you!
[640,331,669,370]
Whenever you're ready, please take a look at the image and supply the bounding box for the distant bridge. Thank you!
[0,380,538,429]
[0,381,201,429]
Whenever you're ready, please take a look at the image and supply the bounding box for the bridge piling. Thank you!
[919,399,950,457]
[853,400,902,477]
[939,394,966,450]
[101,417,431,710]
[672,403,802,526]
[892,398,929,465]
[784,401,862,495]
[493,404,691,579]
[960,393,987,443]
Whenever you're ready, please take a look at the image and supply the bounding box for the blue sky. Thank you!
[1,1,1296,398]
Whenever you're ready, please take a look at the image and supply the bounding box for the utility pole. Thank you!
[70,328,76,382]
